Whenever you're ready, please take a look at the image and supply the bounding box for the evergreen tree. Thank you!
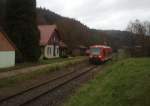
[5,0,41,62]
[0,0,6,25]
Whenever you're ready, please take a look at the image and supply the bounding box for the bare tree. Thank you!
[127,19,146,35]
[144,21,150,36]
[127,19,150,56]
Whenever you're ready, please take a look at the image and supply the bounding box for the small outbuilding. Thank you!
[38,25,61,59]
[72,45,88,56]
[0,29,16,68]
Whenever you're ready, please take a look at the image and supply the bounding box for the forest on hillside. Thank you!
[36,8,107,49]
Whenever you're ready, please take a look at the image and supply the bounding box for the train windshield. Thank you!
[90,48,101,55]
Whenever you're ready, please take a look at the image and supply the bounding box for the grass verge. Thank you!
[0,57,83,72]
[65,58,150,106]
[0,57,86,88]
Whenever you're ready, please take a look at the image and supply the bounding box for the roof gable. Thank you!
[0,32,16,51]
[38,25,60,46]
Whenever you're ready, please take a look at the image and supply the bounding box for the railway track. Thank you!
[0,65,98,106]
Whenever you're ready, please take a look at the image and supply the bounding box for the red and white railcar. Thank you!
[89,45,112,64]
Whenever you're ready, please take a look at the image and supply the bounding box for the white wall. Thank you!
[44,45,60,59]
[44,45,53,58]
[0,51,15,68]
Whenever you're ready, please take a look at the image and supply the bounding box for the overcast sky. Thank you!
[37,0,150,30]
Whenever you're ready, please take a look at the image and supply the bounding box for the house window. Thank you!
[47,47,51,56]
[57,48,59,55]
[49,47,51,55]
[47,48,49,56]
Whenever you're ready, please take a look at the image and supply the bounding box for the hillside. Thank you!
[65,58,150,106]
[104,30,135,50]
[0,1,135,51]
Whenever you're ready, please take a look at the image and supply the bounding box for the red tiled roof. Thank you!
[38,25,57,46]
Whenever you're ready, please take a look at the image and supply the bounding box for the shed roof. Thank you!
[38,25,60,46]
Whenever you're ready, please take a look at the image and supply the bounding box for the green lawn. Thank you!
[65,58,150,106]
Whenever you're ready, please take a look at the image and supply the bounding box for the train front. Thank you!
[89,46,103,64]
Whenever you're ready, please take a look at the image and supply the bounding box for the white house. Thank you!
[0,30,16,68]
[38,25,61,59]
